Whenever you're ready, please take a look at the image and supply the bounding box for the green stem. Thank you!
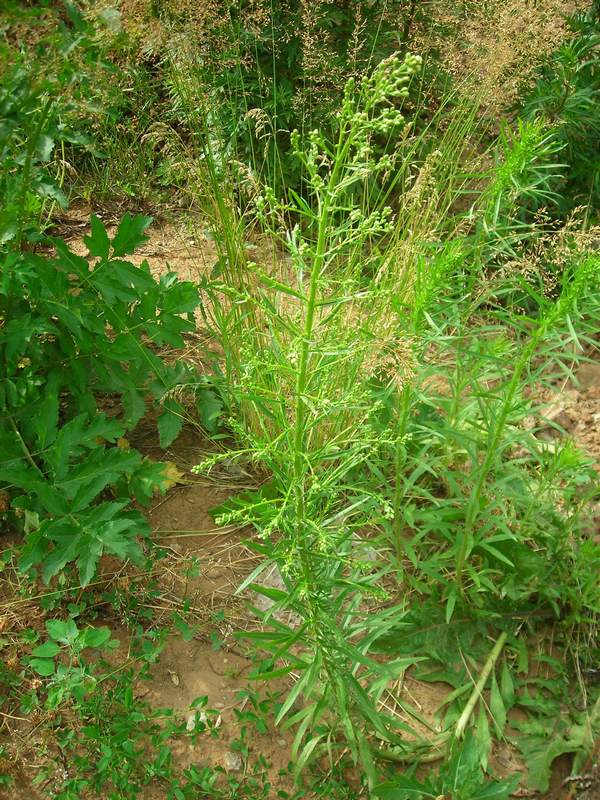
[392,385,412,566]
[455,332,541,593]
[455,631,508,739]
[15,96,54,249]
[290,117,357,607]
[8,415,44,475]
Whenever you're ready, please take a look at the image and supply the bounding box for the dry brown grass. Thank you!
[418,0,588,113]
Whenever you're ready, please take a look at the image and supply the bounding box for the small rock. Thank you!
[542,400,574,430]
[224,751,243,772]
[168,670,180,687]
[576,363,600,390]
[249,563,301,628]
[186,710,221,731]
[277,738,287,747]
[186,711,204,731]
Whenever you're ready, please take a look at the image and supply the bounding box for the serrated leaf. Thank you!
[109,259,156,292]
[61,447,141,509]
[46,414,125,480]
[160,461,185,490]
[157,399,184,448]
[42,530,80,583]
[77,538,104,586]
[111,213,152,257]
[197,388,223,434]
[84,215,110,260]
[122,385,146,429]
[518,730,577,792]
[129,459,172,503]
[445,589,457,623]
[26,371,60,450]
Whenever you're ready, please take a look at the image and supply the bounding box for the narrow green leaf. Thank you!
[475,701,491,771]
[489,672,507,737]
[500,661,515,708]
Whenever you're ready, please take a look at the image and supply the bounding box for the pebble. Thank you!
[224,751,243,772]
[186,710,222,731]
[186,710,204,731]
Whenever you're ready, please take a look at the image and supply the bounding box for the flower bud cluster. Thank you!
[367,52,422,108]
[254,183,282,228]
[371,106,405,135]
[356,205,395,237]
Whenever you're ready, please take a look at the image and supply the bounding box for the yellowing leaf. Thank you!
[161,461,185,490]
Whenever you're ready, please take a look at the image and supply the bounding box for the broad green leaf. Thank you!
[30,658,55,677]
[84,214,110,260]
[518,731,578,792]
[81,627,111,649]
[196,388,223,434]
[31,641,60,658]
[46,618,78,643]
[111,213,152,257]
[37,134,55,162]
[37,180,68,208]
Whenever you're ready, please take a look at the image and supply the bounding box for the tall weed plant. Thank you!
[191,37,600,779]
[192,52,459,782]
